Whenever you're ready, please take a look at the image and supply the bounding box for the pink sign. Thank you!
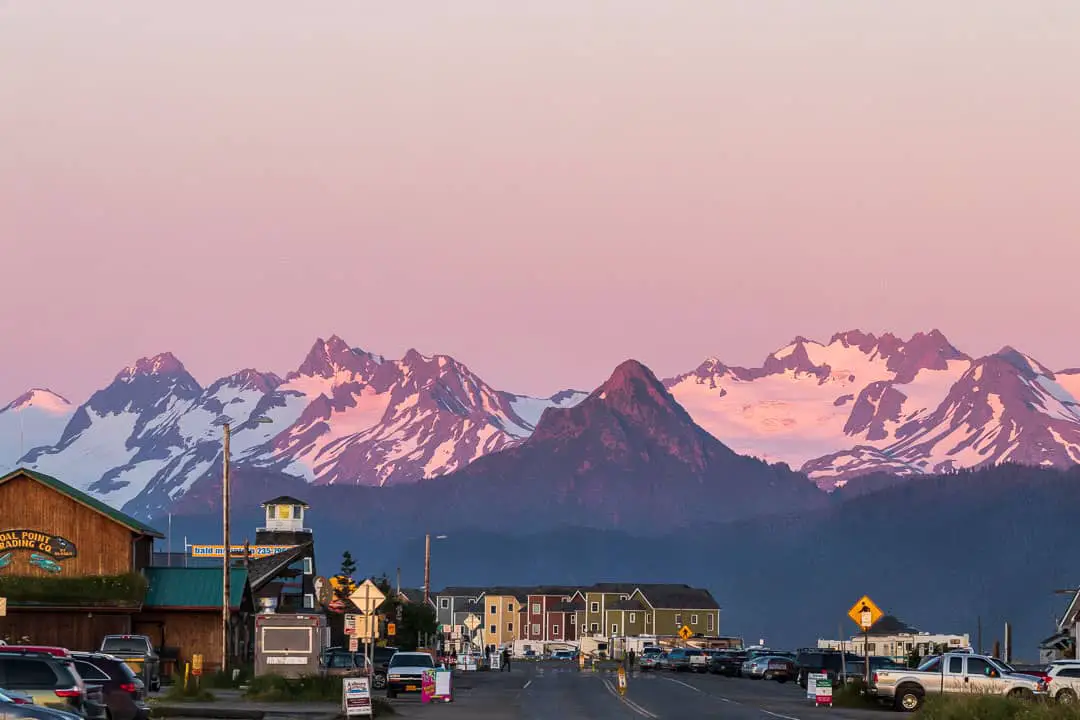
[421,669,436,703]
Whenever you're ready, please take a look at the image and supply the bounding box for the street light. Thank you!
[215,414,273,674]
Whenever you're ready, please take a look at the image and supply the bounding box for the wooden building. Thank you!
[139,567,254,674]
[0,468,163,649]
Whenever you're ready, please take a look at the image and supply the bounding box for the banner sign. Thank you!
[190,544,294,558]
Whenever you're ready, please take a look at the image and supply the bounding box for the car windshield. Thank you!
[643,648,661,656]
[918,657,942,672]
[988,658,1013,673]
[101,638,148,654]
[389,654,434,669]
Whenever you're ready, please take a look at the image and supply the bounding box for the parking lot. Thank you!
[389,660,889,719]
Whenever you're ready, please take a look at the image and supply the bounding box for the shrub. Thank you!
[161,674,215,703]
[831,678,880,709]
[0,573,147,606]
[921,694,1080,720]
[244,674,343,702]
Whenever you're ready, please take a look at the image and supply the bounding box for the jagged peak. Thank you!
[598,359,662,393]
[2,388,72,413]
[992,346,1052,378]
[116,352,188,381]
[293,335,383,378]
[218,368,283,393]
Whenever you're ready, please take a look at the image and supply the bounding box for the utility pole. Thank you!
[222,422,232,675]
[977,616,982,655]
[423,534,431,605]
[396,567,401,597]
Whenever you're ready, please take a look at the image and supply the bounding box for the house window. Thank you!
[570,615,576,625]
[708,614,715,632]
[620,595,628,601]
[590,602,599,613]
[563,596,570,602]
[532,624,541,635]
[868,643,877,653]
[490,605,496,615]
[507,623,514,633]
[552,625,560,635]
[532,603,541,614]
[691,614,699,625]
[302,557,313,575]
[293,505,301,518]
[645,614,651,625]
[611,624,618,634]
[675,614,682,625]
[629,613,636,624]
[590,623,598,632]
[508,603,514,612]
[490,625,496,635]
[303,593,314,609]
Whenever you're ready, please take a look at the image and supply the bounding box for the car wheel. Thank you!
[1058,689,1077,705]
[894,684,924,712]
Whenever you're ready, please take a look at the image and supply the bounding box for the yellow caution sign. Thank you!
[847,595,884,630]
[617,666,627,696]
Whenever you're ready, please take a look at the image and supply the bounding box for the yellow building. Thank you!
[481,593,524,648]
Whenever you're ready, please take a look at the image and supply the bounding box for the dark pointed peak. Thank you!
[2,388,72,413]
[992,346,1051,378]
[116,352,188,381]
[597,359,664,394]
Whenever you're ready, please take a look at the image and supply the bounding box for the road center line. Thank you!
[663,676,702,692]
[523,679,532,689]
[761,710,802,720]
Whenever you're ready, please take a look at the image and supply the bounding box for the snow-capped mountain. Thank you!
[0,389,74,469]
[7,328,1080,514]
[665,330,1080,488]
[10,336,587,515]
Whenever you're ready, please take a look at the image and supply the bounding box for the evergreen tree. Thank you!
[340,551,357,578]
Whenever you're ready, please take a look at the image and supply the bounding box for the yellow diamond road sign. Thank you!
[848,595,884,630]
[678,625,693,641]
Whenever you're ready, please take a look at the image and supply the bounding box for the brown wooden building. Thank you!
[0,468,164,649]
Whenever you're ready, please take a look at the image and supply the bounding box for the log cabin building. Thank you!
[0,468,316,672]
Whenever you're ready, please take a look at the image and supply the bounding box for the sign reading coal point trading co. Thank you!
[0,530,78,558]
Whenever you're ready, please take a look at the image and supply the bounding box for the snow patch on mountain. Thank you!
[0,389,74,470]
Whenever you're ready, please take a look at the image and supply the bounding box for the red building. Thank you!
[523,587,581,643]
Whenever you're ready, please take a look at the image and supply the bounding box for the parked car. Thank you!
[638,647,663,671]
[0,649,88,718]
[710,651,747,677]
[97,637,160,694]
[1,688,82,720]
[796,649,863,688]
[385,652,436,699]
[745,656,795,682]
[870,653,1047,712]
[69,653,149,720]
[551,650,576,661]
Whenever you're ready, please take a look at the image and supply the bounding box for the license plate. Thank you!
[405,685,417,691]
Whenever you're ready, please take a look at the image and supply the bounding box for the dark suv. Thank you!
[71,652,150,720]
[0,650,87,717]
[795,650,863,688]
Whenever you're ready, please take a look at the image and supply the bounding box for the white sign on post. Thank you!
[344,613,358,636]
[342,677,372,716]
[807,673,826,700]
[348,637,359,653]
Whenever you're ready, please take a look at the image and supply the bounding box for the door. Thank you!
[964,657,996,695]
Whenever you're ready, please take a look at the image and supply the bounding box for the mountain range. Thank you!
[3,329,1080,518]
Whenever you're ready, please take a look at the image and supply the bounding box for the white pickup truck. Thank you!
[870,652,1047,712]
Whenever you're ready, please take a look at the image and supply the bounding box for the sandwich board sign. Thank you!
[807,673,826,700]
[342,676,372,716]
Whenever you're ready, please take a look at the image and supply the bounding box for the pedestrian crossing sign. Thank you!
[678,625,693,641]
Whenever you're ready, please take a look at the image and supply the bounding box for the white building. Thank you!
[817,615,970,662]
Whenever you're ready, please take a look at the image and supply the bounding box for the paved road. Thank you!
[393,662,889,719]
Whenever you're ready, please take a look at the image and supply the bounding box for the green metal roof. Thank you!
[143,567,249,609]
[1,468,164,538]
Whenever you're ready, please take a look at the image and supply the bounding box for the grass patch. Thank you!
[201,666,253,689]
[243,674,342,702]
[0,572,147,606]
[921,694,1080,720]
[831,679,884,710]
[160,675,215,703]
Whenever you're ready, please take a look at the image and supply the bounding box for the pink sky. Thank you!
[2,1,1079,404]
